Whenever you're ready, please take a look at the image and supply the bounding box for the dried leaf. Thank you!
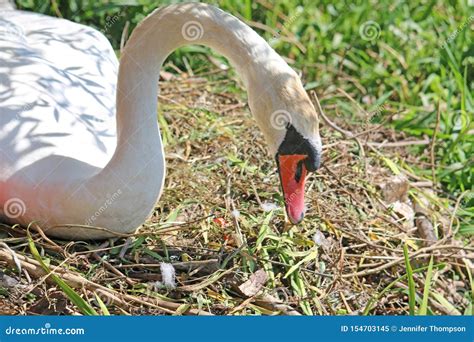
[0,272,19,288]
[415,216,437,245]
[380,174,409,204]
[313,231,331,249]
[238,269,268,297]
[254,294,301,315]
[391,201,415,229]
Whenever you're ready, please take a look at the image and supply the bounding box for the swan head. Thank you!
[248,70,322,224]
[275,123,321,224]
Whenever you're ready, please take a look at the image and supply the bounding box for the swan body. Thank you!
[0,3,321,239]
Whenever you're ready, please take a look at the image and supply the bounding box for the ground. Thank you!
[0,68,472,316]
[1,0,473,316]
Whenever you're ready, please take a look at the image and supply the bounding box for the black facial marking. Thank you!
[295,160,304,183]
[277,124,321,172]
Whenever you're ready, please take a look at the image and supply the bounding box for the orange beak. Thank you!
[277,154,308,224]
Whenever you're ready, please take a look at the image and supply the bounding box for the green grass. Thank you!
[403,243,416,315]
[419,255,434,315]
[28,232,98,316]
[4,0,472,316]
[15,0,473,232]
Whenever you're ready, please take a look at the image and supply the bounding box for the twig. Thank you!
[311,91,353,138]
[430,102,441,184]
[116,259,219,273]
[179,266,236,292]
[224,170,245,247]
[336,87,367,116]
[351,111,400,138]
[30,224,63,253]
[92,253,136,286]
[119,237,133,259]
[253,293,302,315]
[45,214,215,238]
[366,139,431,148]
[0,249,211,315]
[342,243,469,278]
[449,191,469,236]
[228,296,256,314]
[0,242,21,274]
[311,91,366,169]
[120,20,130,53]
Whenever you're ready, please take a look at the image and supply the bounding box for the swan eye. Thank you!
[295,160,304,183]
[275,124,321,224]
[276,124,321,172]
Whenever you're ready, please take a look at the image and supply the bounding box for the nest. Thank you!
[0,70,472,316]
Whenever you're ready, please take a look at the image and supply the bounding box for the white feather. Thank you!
[160,263,176,289]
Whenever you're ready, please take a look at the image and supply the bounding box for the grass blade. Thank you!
[403,243,416,315]
[418,255,434,315]
[463,259,473,316]
[431,291,461,315]
[283,249,318,279]
[363,262,445,315]
[28,233,98,316]
[95,293,110,315]
[255,211,273,250]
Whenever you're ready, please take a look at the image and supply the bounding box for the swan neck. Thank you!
[106,3,293,171]
[91,4,293,226]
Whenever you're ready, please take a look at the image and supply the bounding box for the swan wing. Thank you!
[0,9,118,180]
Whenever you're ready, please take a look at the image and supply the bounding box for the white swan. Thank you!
[0,3,322,239]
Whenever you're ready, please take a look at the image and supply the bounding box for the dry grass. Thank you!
[0,68,472,316]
